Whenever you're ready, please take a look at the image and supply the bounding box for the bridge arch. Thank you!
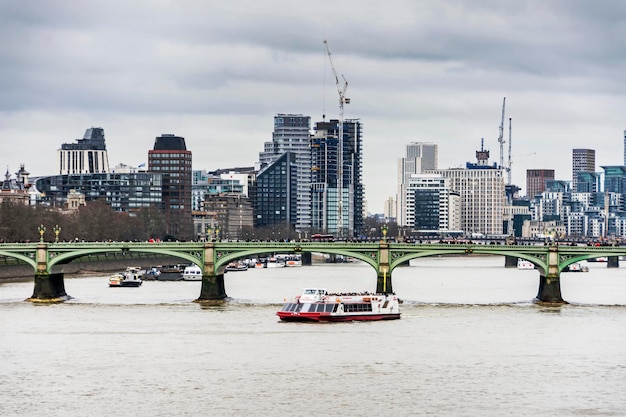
[0,250,37,270]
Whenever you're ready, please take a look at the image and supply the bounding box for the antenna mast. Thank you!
[323,39,350,237]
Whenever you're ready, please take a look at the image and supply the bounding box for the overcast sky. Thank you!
[2,0,626,212]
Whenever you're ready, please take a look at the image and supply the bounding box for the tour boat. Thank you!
[109,267,143,287]
[181,264,202,281]
[517,259,535,270]
[277,288,401,322]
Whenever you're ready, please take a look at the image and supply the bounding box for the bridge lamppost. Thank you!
[215,225,221,242]
[381,224,388,243]
[53,225,61,243]
[38,224,46,242]
[206,225,212,242]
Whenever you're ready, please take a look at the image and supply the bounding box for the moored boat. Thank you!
[225,262,248,272]
[142,266,161,280]
[266,257,285,268]
[566,262,589,272]
[277,288,401,322]
[157,264,184,281]
[517,259,535,270]
[109,267,143,287]
[588,257,608,262]
[181,264,202,281]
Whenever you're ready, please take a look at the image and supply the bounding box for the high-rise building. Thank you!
[428,143,506,235]
[403,174,460,233]
[397,142,438,226]
[259,114,312,231]
[34,172,162,211]
[602,166,626,196]
[148,134,193,240]
[310,119,364,237]
[526,169,555,199]
[623,130,626,166]
[253,152,298,231]
[572,149,595,192]
[58,127,110,175]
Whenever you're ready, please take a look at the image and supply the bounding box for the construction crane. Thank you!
[507,117,512,185]
[497,97,506,170]
[324,39,350,237]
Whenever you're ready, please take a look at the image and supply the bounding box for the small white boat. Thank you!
[265,257,285,268]
[142,266,161,280]
[567,262,589,272]
[517,259,535,270]
[277,288,401,322]
[109,267,144,287]
[181,264,202,281]
[225,262,248,272]
[282,254,302,267]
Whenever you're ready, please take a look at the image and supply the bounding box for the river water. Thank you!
[1,256,626,417]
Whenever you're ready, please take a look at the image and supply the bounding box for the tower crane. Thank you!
[324,39,350,237]
[497,97,506,170]
[507,117,512,185]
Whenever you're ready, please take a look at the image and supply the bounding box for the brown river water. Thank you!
[1,256,625,417]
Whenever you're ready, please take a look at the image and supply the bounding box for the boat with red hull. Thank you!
[277,288,401,322]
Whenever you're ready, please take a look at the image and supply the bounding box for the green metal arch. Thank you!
[388,247,550,275]
[214,246,379,271]
[0,250,37,270]
[47,247,204,272]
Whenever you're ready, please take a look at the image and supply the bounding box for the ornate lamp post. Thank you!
[53,225,61,243]
[38,224,46,242]
[381,224,388,243]
[206,224,212,242]
[215,225,221,242]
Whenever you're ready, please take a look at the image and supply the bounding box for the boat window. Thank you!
[332,304,339,312]
[300,303,312,312]
[325,304,334,312]
[344,303,373,313]
[382,300,389,308]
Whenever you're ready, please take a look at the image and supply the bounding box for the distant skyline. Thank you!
[2,1,626,211]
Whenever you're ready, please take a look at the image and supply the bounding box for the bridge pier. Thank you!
[534,245,565,304]
[376,243,393,294]
[196,274,228,300]
[26,272,71,302]
[608,256,619,268]
[535,274,565,304]
[504,256,518,268]
[376,271,394,294]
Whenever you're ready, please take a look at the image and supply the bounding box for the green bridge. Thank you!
[1,241,624,304]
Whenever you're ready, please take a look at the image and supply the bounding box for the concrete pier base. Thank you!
[376,273,394,294]
[196,274,227,301]
[504,256,518,268]
[301,252,312,265]
[608,256,619,268]
[535,275,566,304]
[27,272,71,303]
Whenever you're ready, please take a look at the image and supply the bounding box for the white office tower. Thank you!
[259,114,312,231]
[58,127,110,175]
[404,174,460,233]
[397,142,438,226]
[427,167,506,236]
